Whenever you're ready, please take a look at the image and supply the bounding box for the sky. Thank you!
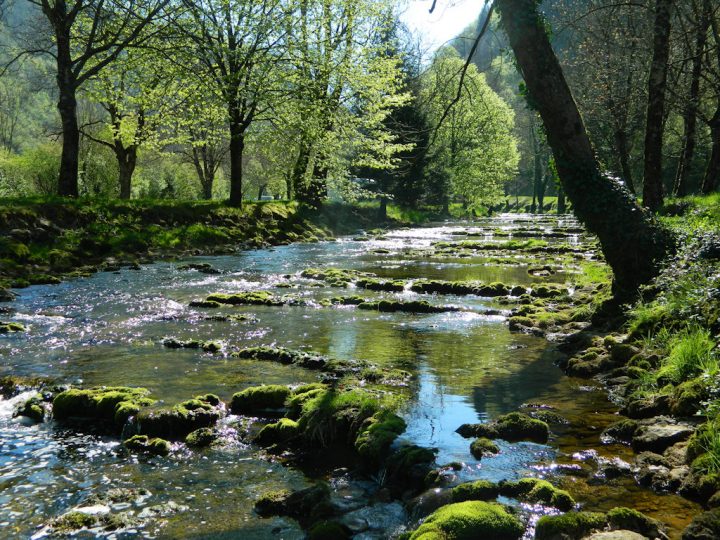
[400,0,486,52]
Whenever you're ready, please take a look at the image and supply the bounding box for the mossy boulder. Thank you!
[357,299,455,313]
[52,386,155,431]
[230,385,291,415]
[205,291,290,306]
[671,377,709,417]
[255,418,300,447]
[682,508,720,540]
[499,478,575,511]
[234,346,329,370]
[451,480,501,502]
[355,278,406,292]
[354,409,407,464]
[456,412,549,444]
[470,437,500,459]
[124,434,171,456]
[50,511,97,533]
[16,394,45,422]
[405,501,524,540]
[385,445,437,489]
[0,321,25,333]
[254,483,331,524]
[185,427,217,448]
[535,512,607,540]
[606,507,665,539]
[601,419,639,444]
[136,397,220,440]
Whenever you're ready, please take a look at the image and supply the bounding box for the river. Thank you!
[0,214,699,538]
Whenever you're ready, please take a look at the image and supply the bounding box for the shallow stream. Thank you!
[0,215,700,538]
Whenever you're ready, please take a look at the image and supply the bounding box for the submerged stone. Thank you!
[535,512,608,540]
[0,321,25,333]
[470,437,500,459]
[185,427,217,448]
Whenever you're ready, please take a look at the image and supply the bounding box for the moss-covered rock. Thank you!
[470,437,500,459]
[451,480,500,502]
[601,419,639,444]
[357,299,456,313]
[385,445,437,490]
[230,385,291,415]
[0,321,25,333]
[52,386,155,431]
[185,427,217,448]
[136,397,220,440]
[405,501,524,540]
[354,410,406,464]
[456,412,549,444]
[356,277,406,292]
[671,377,709,417]
[234,346,329,370]
[16,394,45,422]
[498,478,575,511]
[124,434,171,456]
[682,508,720,540]
[535,512,608,540]
[606,507,665,539]
[255,418,300,447]
[50,510,97,533]
[254,483,331,524]
[205,291,299,307]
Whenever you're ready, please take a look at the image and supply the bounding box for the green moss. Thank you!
[254,489,292,516]
[535,512,607,540]
[499,478,575,511]
[354,410,407,464]
[606,507,663,538]
[0,321,25,333]
[124,434,171,456]
[671,377,709,416]
[185,427,217,448]
[136,396,220,440]
[205,291,286,306]
[230,385,291,415]
[255,418,299,447]
[357,299,454,313]
[451,480,500,502]
[51,511,96,532]
[16,394,44,422]
[457,412,548,444]
[406,501,524,540]
[355,278,406,292]
[470,437,499,459]
[52,386,155,431]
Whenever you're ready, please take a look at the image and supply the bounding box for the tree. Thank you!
[82,48,174,198]
[179,0,286,207]
[494,0,675,296]
[10,0,169,196]
[421,48,518,213]
[701,10,720,193]
[673,0,711,196]
[285,0,409,207]
[643,0,674,211]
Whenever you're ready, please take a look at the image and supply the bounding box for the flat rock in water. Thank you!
[631,423,694,453]
[582,532,648,540]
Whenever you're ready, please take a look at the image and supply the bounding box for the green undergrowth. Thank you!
[0,198,330,291]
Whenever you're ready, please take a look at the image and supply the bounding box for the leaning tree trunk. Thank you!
[495,0,675,296]
[557,187,566,214]
[701,110,720,193]
[674,0,710,197]
[643,0,673,211]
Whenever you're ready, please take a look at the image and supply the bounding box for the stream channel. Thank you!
[0,214,700,538]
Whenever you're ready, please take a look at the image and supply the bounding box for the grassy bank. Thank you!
[0,198,333,294]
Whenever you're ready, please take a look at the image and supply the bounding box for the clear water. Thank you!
[0,215,699,538]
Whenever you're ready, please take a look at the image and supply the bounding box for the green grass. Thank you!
[657,326,716,384]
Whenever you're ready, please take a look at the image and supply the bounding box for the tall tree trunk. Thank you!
[228,113,244,207]
[643,0,673,210]
[496,0,675,296]
[191,145,215,200]
[674,0,710,197]
[701,110,720,193]
[292,140,311,202]
[557,187,566,214]
[614,128,636,194]
[117,146,137,200]
[53,17,80,198]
